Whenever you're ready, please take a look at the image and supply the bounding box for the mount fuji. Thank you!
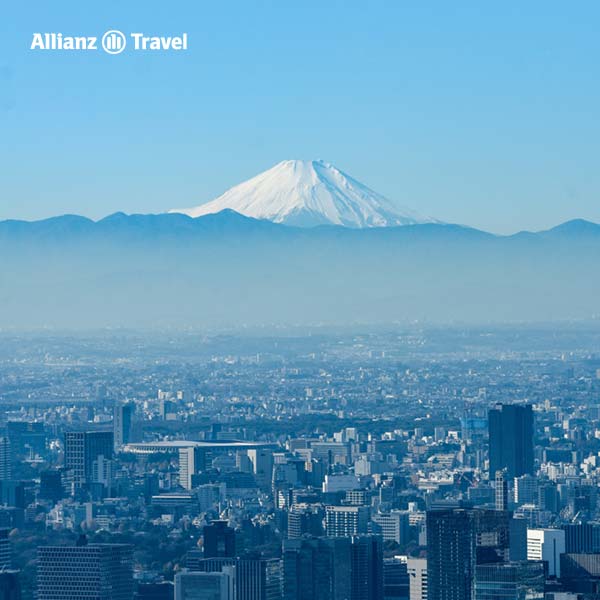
[169,159,436,228]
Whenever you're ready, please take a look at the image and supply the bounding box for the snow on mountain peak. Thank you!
[169,159,436,228]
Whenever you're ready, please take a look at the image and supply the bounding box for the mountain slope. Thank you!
[169,159,436,228]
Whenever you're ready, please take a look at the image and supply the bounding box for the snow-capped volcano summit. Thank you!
[169,159,436,228]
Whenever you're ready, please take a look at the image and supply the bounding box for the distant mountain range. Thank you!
[170,159,437,228]
[1,211,599,328]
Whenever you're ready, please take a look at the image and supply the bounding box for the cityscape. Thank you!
[5,2,600,599]
[0,325,600,599]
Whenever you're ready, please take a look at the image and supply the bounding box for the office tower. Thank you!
[203,521,236,558]
[39,470,64,503]
[64,430,114,489]
[350,535,384,600]
[488,404,534,479]
[0,529,11,570]
[189,557,282,600]
[325,505,370,537]
[174,571,233,600]
[494,471,508,511]
[287,504,324,538]
[407,559,427,600]
[247,449,274,489]
[0,482,24,509]
[372,511,410,545]
[560,553,600,594]
[514,474,537,506]
[161,400,177,421]
[113,402,134,450]
[426,509,476,600]
[509,518,528,562]
[135,580,174,599]
[383,557,409,600]
[563,523,600,553]
[179,447,207,490]
[474,561,544,600]
[472,509,512,564]
[283,537,351,600]
[6,421,45,458]
[0,571,21,600]
[526,529,565,577]
[0,439,11,481]
[538,483,559,513]
[37,541,133,599]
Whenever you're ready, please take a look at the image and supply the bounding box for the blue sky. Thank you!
[1,1,599,233]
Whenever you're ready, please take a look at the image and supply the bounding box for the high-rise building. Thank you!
[0,529,11,570]
[494,471,508,511]
[37,541,133,600]
[39,470,64,503]
[426,509,476,600]
[514,474,537,506]
[174,571,233,600]
[383,557,409,600]
[325,506,369,537]
[350,535,383,600]
[563,523,600,554]
[113,402,135,450]
[287,504,324,539]
[372,511,410,545]
[526,528,565,577]
[474,561,544,600]
[203,521,236,558]
[283,537,351,600]
[247,449,274,489]
[187,556,282,600]
[407,558,427,600]
[0,570,21,600]
[0,439,11,481]
[64,430,114,490]
[179,447,207,490]
[6,421,45,458]
[488,404,534,479]
[135,580,175,599]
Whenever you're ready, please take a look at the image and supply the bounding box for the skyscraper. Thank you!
[488,404,534,479]
[37,540,133,600]
[350,536,384,600]
[526,528,565,578]
[179,447,207,490]
[203,521,236,558]
[0,439,11,481]
[426,509,476,600]
[0,529,11,570]
[407,558,427,600]
[474,562,544,600]
[247,449,274,489]
[113,402,135,450]
[283,537,351,600]
[0,570,21,600]
[494,471,508,512]
[287,504,325,539]
[325,506,370,537]
[383,557,409,600]
[187,556,282,600]
[174,571,233,600]
[64,430,114,490]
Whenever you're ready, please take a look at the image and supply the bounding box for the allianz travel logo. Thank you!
[30,30,189,55]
